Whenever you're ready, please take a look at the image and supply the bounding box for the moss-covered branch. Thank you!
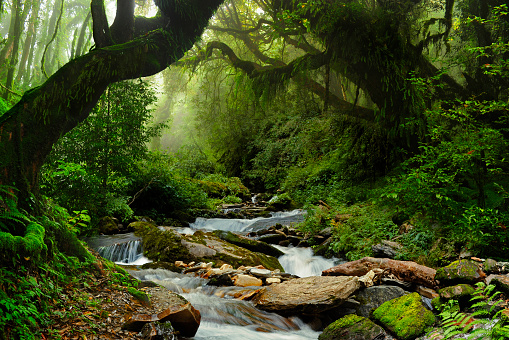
[0,0,225,212]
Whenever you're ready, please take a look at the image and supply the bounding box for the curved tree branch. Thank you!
[0,0,225,210]
[202,40,377,123]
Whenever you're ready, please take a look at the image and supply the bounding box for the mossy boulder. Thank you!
[438,284,475,299]
[353,285,407,318]
[212,230,284,257]
[266,193,299,211]
[319,314,385,340]
[484,259,499,274]
[435,259,486,285]
[438,284,475,309]
[185,230,284,271]
[487,274,509,295]
[133,222,194,263]
[134,222,284,271]
[98,216,121,234]
[372,292,435,340]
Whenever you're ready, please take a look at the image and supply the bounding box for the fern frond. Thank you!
[467,327,490,340]
[489,299,504,314]
[488,291,503,302]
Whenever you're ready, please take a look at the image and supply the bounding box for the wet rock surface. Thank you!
[251,276,361,315]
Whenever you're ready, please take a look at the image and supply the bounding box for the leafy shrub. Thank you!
[197,173,250,200]
[0,97,11,116]
[128,152,208,216]
[454,207,509,259]
[299,203,398,260]
[222,195,243,204]
[172,144,219,178]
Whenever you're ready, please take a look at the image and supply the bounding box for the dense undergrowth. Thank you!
[0,192,145,339]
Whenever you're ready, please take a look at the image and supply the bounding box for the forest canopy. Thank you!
[1,0,509,337]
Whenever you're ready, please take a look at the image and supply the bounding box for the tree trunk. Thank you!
[2,0,23,100]
[0,0,225,213]
[16,0,42,84]
[75,12,92,58]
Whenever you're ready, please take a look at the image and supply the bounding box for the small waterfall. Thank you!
[189,209,305,234]
[98,240,148,265]
[275,246,338,277]
[251,193,259,204]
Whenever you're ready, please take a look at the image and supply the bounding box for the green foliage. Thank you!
[436,283,509,339]
[65,210,91,235]
[197,173,250,200]
[0,97,11,116]
[49,80,162,184]
[172,144,219,178]
[42,80,167,223]
[41,161,103,221]
[128,152,208,217]
[299,202,397,260]
[454,207,509,258]
[0,186,30,234]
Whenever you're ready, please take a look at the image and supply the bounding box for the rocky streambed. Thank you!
[86,211,509,340]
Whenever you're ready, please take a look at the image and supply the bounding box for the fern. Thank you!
[436,283,509,340]
[0,186,30,232]
[439,300,477,339]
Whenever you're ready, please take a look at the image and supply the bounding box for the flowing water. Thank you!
[188,209,305,234]
[87,210,333,339]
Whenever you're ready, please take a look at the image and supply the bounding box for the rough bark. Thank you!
[0,0,225,213]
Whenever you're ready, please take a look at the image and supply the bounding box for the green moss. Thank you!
[133,222,193,263]
[438,284,475,299]
[435,260,483,284]
[319,314,385,340]
[212,230,284,257]
[372,292,435,340]
[127,287,151,307]
[431,297,443,311]
[0,222,47,261]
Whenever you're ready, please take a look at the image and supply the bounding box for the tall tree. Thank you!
[0,0,224,219]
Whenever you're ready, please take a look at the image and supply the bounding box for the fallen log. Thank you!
[322,257,437,289]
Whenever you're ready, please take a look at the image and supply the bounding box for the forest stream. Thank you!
[87,210,335,339]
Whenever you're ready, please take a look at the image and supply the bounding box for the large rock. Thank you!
[123,302,201,337]
[184,230,284,271]
[372,240,403,259]
[438,284,475,300]
[213,230,284,257]
[232,274,263,287]
[140,321,177,340]
[252,276,360,315]
[353,285,407,318]
[372,292,435,340]
[487,274,509,295]
[318,314,386,340]
[135,224,284,271]
[133,222,193,264]
[322,257,437,288]
[435,259,486,285]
